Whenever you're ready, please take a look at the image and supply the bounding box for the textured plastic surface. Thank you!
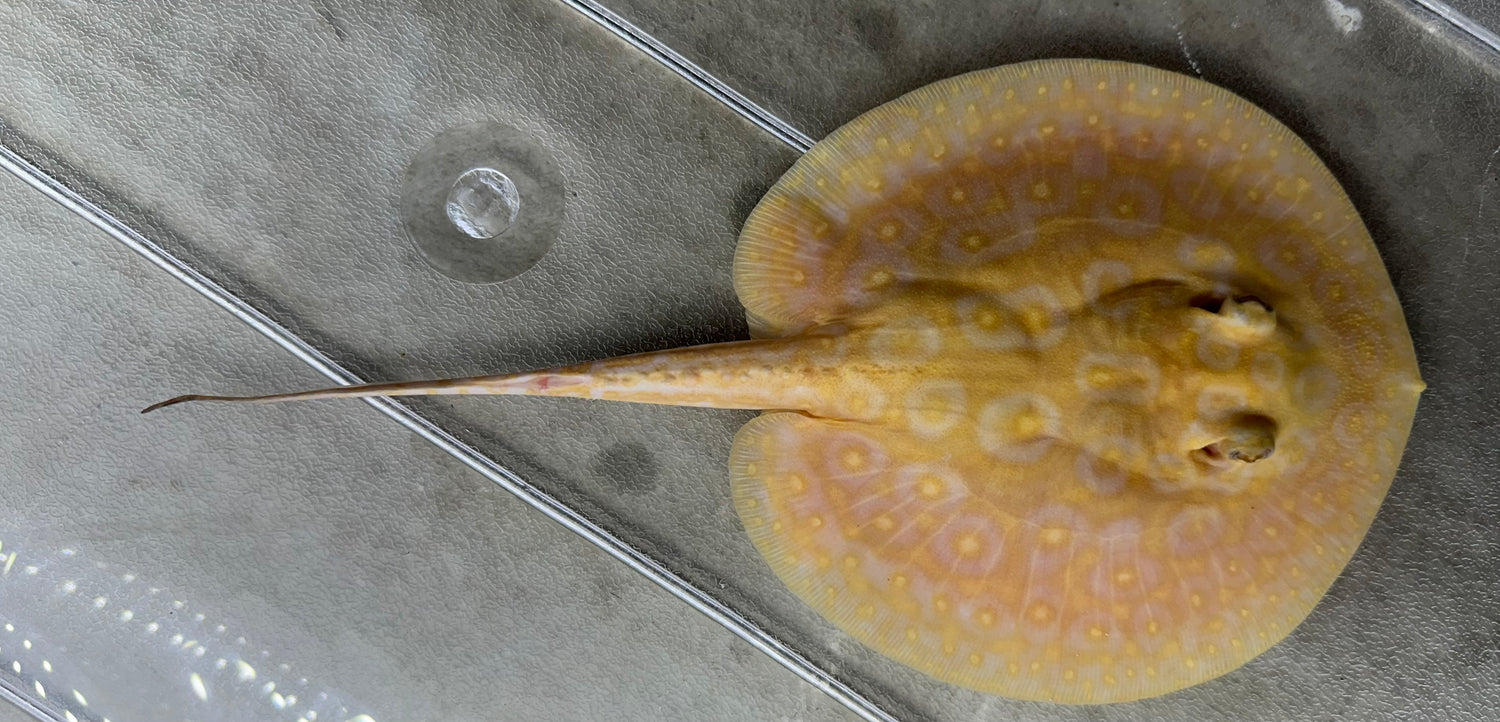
[0,172,854,720]
[0,0,1497,720]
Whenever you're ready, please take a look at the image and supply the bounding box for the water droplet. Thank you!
[190,672,208,702]
[446,168,521,239]
[92,597,107,609]
[41,659,51,672]
[236,660,256,681]
[119,610,134,622]
[401,120,566,284]
[73,689,88,706]
[61,581,76,594]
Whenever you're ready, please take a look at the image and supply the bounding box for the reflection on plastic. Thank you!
[0,537,378,722]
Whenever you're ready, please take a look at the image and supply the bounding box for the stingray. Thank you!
[146,59,1424,704]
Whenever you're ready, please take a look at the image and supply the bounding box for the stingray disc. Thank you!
[728,59,1423,703]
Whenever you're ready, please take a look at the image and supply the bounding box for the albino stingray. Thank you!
[147,60,1424,703]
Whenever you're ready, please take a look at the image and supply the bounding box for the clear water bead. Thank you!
[445,168,521,240]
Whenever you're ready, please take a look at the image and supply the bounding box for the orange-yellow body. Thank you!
[147,60,1424,704]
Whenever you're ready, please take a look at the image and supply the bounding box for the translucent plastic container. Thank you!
[1,0,1497,720]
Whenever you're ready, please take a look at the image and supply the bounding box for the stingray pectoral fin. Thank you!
[728,406,1336,704]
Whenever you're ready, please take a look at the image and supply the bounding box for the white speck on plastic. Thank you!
[1323,0,1363,33]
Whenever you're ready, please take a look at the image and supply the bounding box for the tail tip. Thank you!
[141,396,199,414]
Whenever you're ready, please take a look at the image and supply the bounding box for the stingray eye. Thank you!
[1193,413,1278,467]
[1191,293,1277,342]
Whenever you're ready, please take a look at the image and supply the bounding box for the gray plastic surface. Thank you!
[1,0,1498,720]
[0,171,858,721]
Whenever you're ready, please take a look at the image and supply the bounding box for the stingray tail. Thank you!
[142,336,841,415]
[139,375,524,414]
